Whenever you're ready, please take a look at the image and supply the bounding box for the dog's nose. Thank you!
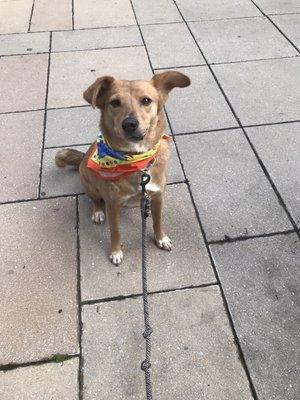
[122,117,139,133]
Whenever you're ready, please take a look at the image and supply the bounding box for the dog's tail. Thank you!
[55,149,85,170]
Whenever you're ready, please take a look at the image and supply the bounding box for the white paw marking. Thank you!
[110,250,124,265]
[91,211,105,224]
[156,235,172,251]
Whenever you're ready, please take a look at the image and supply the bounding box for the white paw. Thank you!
[109,250,124,265]
[156,235,172,251]
[92,211,105,224]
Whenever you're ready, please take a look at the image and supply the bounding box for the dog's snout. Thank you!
[122,117,139,133]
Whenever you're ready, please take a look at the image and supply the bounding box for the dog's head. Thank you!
[83,71,190,152]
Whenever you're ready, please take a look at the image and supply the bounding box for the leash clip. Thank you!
[141,172,151,193]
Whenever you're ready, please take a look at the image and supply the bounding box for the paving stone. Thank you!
[210,233,300,400]
[48,47,152,108]
[162,66,237,134]
[52,26,142,52]
[0,111,44,203]
[189,17,297,64]
[246,122,300,228]
[175,0,260,21]
[0,53,48,113]
[254,0,300,14]
[213,58,300,125]
[0,198,78,364]
[74,0,136,29]
[141,23,204,69]
[0,31,50,56]
[0,358,79,399]
[30,0,72,32]
[45,107,99,148]
[82,286,253,399]
[131,0,182,25]
[0,0,32,34]
[42,140,184,197]
[271,14,300,49]
[176,129,292,241]
[79,184,214,300]
[41,145,87,197]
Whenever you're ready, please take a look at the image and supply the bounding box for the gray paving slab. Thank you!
[189,17,297,64]
[45,107,99,148]
[42,141,184,197]
[254,0,300,14]
[74,0,136,29]
[176,129,292,241]
[41,145,87,197]
[48,47,152,108]
[213,58,300,125]
[0,359,79,400]
[162,66,238,134]
[141,23,204,69]
[131,0,182,25]
[0,111,44,203]
[0,32,50,56]
[246,122,300,228]
[52,26,142,52]
[0,198,78,364]
[0,53,48,113]
[210,233,300,400]
[30,0,72,32]
[175,0,260,21]
[79,184,215,301]
[82,286,253,399]
[0,0,32,34]
[271,14,300,49]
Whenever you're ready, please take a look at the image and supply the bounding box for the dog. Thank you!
[55,71,190,265]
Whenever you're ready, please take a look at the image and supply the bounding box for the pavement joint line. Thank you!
[81,282,219,306]
[154,55,299,71]
[268,12,300,16]
[50,44,144,55]
[250,0,300,53]
[208,229,297,245]
[72,0,75,30]
[129,0,155,72]
[0,193,80,207]
[172,0,300,240]
[0,354,79,372]
[28,0,35,33]
[75,196,84,400]
[0,44,144,58]
[37,32,52,198]
[44,142,92,150]
[171,2,262,398]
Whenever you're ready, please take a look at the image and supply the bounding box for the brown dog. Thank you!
[55,71,190,265]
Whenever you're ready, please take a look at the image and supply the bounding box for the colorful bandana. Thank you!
[87,132,171,181]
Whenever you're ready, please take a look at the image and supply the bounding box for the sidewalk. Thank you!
[0,1,299,399]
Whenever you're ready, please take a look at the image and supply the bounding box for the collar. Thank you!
[87,132,171,181]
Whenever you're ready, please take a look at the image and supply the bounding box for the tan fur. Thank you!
[56,71,190,264]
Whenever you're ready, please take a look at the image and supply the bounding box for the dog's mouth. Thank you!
[124,128,147,143]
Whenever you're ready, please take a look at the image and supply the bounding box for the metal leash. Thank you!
[140,172,154,400]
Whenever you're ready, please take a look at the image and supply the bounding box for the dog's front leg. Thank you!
[151,193,172,251]
[106,202,123,265]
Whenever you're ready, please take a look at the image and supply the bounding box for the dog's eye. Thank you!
[110,99,121,108]
[141,97,152,106]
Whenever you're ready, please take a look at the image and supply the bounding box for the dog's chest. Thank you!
[111,171,162,207]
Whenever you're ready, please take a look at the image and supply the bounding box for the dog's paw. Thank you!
[110,250,124,265]
[156,235,172,251]
[91,211,105,224]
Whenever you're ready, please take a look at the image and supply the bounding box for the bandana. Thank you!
[87,132,171,181]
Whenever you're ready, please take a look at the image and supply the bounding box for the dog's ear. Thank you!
[83,76,115,109]
[151,71,190,110]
